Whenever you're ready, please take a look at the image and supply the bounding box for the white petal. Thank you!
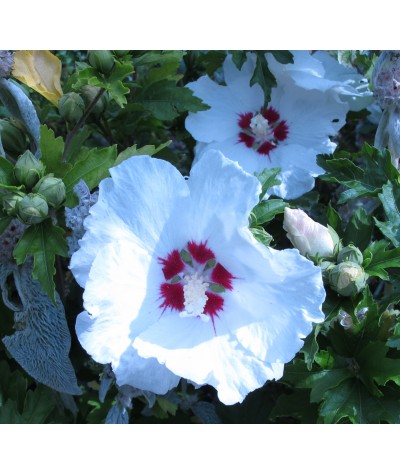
[220,235,325,363]
[134,314,282,405]
[185,76,245,143]
[187,149,261,234]
[70,155,189,287]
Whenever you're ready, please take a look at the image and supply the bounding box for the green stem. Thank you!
[62,88,106,161]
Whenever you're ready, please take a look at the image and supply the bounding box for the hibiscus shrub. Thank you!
[1,49,400,424]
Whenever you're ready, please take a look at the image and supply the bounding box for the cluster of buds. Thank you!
[283,208,367,298]
[0,150,66,225]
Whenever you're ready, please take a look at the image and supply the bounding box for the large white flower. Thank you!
[185,52,355,199]
[70,150,325,405]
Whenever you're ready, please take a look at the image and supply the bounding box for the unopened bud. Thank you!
[283,208,335,258]
[81,86,108,117]
[329,262,367,297]
[87,50,115,75]
[17,193,48,225]
[337,244,364,265]
[0,120,28,156]
[14,150,45,189]
[33,175,66,208]
[2,191,25,216]
[58,92,85,123]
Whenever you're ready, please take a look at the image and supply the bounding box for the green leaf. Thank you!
[21,384,55,423]
[363,240,400,280]
[356,341,400,393]
[326,202,342,233]
[344,207,373,250]
[252,199,287,225]
[254,167,281,199]
[13,219,68,303]
[266,51,294,64]
[135,79,210,121]
[115,141,171,167]
[319,379,400,424]
[39,125,71,177]
[63,145,117,206]
[301,324,321,370]
[250,226,273,247]
[375,181,400,247]
[230,51,247,70]
[269,389,319,423]
[250,52,276,104]
[317,144,398,204]
[132,51,185,67]
[0,155,15,185]
[387,321,400,350]
[0,215,12,233]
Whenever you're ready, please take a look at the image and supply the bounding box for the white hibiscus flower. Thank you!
[185,52,364,199]
[70,150,325,405]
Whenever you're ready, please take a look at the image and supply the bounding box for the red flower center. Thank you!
[238,106,288,156]
[158,240,234,329]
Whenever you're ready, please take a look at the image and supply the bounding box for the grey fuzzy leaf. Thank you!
[0,78,40,153]
[105,404,129,424]
[2,264,81,395]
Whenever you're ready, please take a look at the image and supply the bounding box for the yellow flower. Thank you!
[12,50,63,106]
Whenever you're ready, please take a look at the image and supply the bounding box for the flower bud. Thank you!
[81,86,108,117]
[14,150,45,189]
[87,50,115,74]
[329,262,367,297]
[2,191,25,216]
[0,119,28,155]
[283,208,335,258]
[17,193,48,225]
[372,51,400,108]
[33,175,66,208]
[58,92,85,123]
[319,259,335,284]
[337,244,364,265]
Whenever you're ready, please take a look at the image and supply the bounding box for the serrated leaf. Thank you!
[252,199,287,225]
[39,124,71,177]
[63,145,117,207]
[374,181,400,247]
[132,51,185,67]
[250,226,273,247]
[317,144,398,204]
[320,379,400,424]
[250,52,277,105]
[230,51,247,70]
[137,79,210,121]
[254,167,281,199]
[301,324,321,370]
[13,219,68,303]
[363,240,400,280]
[115,141,171,167]
[22,385,55,423]
[266,51,294,64]
[344,207,373,250]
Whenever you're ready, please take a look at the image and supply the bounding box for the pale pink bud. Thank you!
[283,208,335,257]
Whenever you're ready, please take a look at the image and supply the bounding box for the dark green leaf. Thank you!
[132,51,185,67]
[22,385,55,423]
[13,220,68,303]
[344,207,373,250]
[230,51,247,70]
[252,199,287,225]
[266,51,294,64]
[0,156,15,185]
[363,240,400,280]
[39,125,71,177]
[375,181,400,247]
[320,379,400,424]
[136,79,209,121]
[254,167,281,199]
[250,52,276,104]
[0,215,12,234]
[63,145,117,207]
[327,202,342,233]
[301,324,321,370]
